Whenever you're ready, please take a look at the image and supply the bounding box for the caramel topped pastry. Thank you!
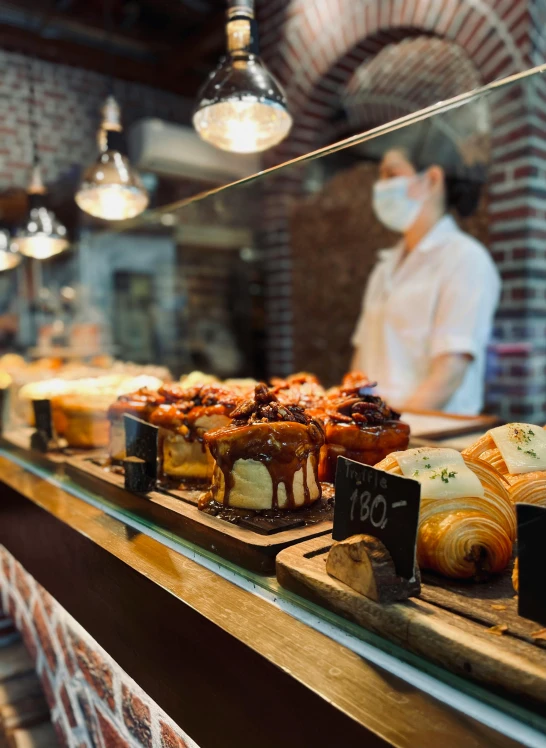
[270,372,325,409]
[107,388,166,460]
[311,372,410,482]
[203,384,324,511]
[150,383,242,481]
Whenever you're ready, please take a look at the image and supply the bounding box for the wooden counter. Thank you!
[0,453,538,748]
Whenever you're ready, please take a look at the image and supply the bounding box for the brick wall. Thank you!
[0,49,192,191]
[257,0,545,420]
[0,545,200,748]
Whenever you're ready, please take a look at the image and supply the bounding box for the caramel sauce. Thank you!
[318,420,411,482]
[107,389,166,422]
[204,420,324,510]
[200,491,334,526]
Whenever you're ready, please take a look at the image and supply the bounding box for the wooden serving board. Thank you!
[276,536,546,708]
[65,456,333,574]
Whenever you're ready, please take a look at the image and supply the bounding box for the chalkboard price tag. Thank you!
[517,503,546,626]
[30,400,54,452]
[333,456,421,581]
[123,414,158,494]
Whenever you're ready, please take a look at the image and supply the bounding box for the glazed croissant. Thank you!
[376,449,515,580]
[462,424,546,507]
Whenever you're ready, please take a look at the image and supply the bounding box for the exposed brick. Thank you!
[122,684,152,747]
[160,721,189,748]
[39,666,56,710]
[53,717,70,748]
[69,630,115,710]
[33,602,57,672]
[7,594,17,624]
[37,585,55,619]
[1,550,11,584]
[56,622,77,676]
[97,710,130,748]
[14,562,32,602]
[60,684,78,728]
[19,616,38,663]
[77,691,101,748]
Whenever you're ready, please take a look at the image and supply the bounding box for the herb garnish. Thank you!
[429,468,457,483]
[525,449,538,458]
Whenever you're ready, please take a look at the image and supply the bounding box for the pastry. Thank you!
[203,384,324,511]
[51,393,115,448]
[463,423,546,507]
[107,388,166,461]
[150,383,240,480]
[375,447,515,579]
[311,372,409,482]
[270,372,325,409]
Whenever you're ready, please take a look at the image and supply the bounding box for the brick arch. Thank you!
[258,0,542,422]
[259,0,526,161]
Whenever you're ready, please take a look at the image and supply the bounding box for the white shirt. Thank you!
[352,215,501,415]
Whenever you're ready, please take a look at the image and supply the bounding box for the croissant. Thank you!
[376,450,515,580]
[462,424,546,507]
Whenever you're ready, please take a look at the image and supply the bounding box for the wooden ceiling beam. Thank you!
[0,22,203,96]
[161,10,226,75]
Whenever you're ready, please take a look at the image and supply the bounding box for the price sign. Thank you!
[333,456,421,580]
[123,414,158,493]
[30,400,54,452]
[517,503,546,626]
[32,400,53,440]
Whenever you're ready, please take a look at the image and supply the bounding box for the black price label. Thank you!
[517,503,546,627]
[333,456,421,580]
[32,400,53,440]
[123,414,158,493]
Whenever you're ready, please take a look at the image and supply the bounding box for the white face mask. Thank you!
[372,175,424,233]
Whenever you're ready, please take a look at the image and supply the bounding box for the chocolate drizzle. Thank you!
[203,384,324,510]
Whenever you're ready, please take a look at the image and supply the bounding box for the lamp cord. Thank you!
[103,0,115,97]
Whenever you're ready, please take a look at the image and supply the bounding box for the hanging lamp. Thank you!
[0,229,21,271]
[193,0,292,154]
[75,95,149,221]
[12,60,69,261]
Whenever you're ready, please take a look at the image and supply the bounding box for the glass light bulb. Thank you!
[13,203,70,260]
[193,53,292,154]
[15,235,69,260]
[0,249,21,271]
[194,99,292,153]
[76,150,149,221]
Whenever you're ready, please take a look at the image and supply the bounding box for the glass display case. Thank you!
[29,62,539,421]
[2,63,546,748]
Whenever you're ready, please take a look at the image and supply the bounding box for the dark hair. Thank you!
[399,123,486,219]
[444,176,482,218]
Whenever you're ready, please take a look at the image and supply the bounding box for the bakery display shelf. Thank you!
[64,454,334,574]
[276,535,546,709]
[0,429,103,469]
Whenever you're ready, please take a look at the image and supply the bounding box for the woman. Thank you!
[351,147,500,415]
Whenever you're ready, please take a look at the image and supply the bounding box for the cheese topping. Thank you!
[489,423,546,474]
[394,447,484,500]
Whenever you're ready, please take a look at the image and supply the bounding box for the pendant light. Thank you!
[0,229,21,272]
[12,59,69,261]
[75,95,149,221]
[193,0,292,154]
